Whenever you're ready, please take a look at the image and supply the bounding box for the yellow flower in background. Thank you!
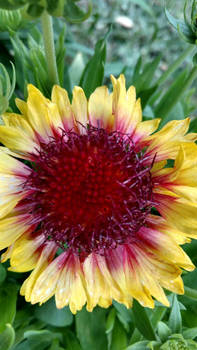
[0,74,197,314]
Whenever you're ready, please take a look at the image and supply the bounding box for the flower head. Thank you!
[0,75,197,313]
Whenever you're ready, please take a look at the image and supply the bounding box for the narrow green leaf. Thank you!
[154,68,194,121]
[80,31,109,97]
[46,0,63,16]
[55,27,66,86]
[69,52,85,87]
[12,340,30,350]
[126,340,149,350]
[129,329,142,345]
[0,283,18,332]
[151,306,167,328]
[128,0,155,17]
[136,55,161,92]
[48,339,64,350]
[0,324,15,350]
[27,4,44,18]
[157,322,171,342]
[183,327,197,340]
[110,319,127,350]
[168,294,182,334]
[132,301,156,341]
[0,264,6,285]
[132,57,142,86]
[35,297,73,327]
[113,301,132,332]
[106,308,116,334]
[8,62,16,99]
[24,330,62,350]
[62,330,82,350]
[0,0,25,10]
[63,0,92,23]
[76,307,108,350]
[165,8,195,43]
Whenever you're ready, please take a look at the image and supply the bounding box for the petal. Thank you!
[2,113,35,140]
[30,251,66,305]
[155,195,197,238]
[15,98,28,118]
[9,233,45,272]
[83,253,119,311]
[137,226,194,271]
[111,74,140,133]
[88,86,114,130]
[72,86,88,133]
[0,214,34,250]
[52,85,75,130]
[0,126,37,155]
[20,242,57,302]
[145,119,191,160]
[55,252,87,313]
[133,119,160,146]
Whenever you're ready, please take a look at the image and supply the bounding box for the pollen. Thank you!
[22,127,153,258]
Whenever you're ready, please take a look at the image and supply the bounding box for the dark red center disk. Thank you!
[22,127,153,258]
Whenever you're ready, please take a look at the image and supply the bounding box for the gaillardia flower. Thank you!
[0,75,197,313]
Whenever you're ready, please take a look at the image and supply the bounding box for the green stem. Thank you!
[41,11,59,85]
[184,286,197,300]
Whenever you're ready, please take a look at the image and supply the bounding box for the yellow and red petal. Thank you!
[88,86,114,131]
[20,242,57,302]
[52,85,75,130]
[72,86,88,133]
[9,232,45,272]
[145,119,192,161]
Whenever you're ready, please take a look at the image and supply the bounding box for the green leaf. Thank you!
[126,341,149,350]
[128,0,155,17]
[48,339,64,350]
[13,340,30,350]
[27,4,44,18]
[165,8,196,44]
[0,283,18,332]
[157,322,171,342]
[183,327,197,340]
[76,307,108,350]
[168,294,182,334]
[129,329,142,345]
[132,55,161,93]
[55,26,66,86]
[69,52,85,87]
[106,308,116,334]
[154,66,197,122]
[79,31,109,97]
[113,302,132,332]
[24,330,62,350]
[62,330,82,350]
[0,264,6,285]
[46,0,64,16]
[151,306,167,328]
[35,297,73,327]
[110,319,127,350]
[0,0,26,10]
[63,0,92,23]
[132,300,156,341]
[147,340,161,350]
[0,324,15,350]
